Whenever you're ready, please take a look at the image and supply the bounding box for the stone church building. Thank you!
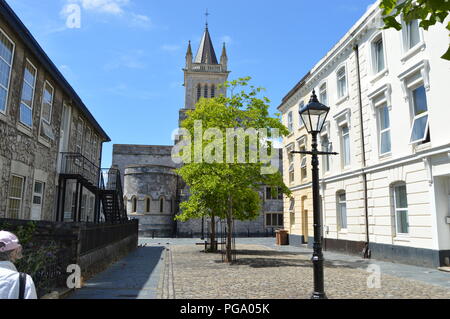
[112,24,283,238]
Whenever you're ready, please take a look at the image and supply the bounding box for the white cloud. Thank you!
[61,0,151,29]
[68,0,130,15]
[130,13,151,28]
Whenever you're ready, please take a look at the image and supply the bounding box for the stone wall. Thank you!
[0,218,138,295]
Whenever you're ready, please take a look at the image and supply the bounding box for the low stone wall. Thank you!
[0,218,138,296]
[78,234,138,279]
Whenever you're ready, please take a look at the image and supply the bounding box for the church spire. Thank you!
[185,40,192,69]
[194,20,218,65]
[220,42,228,71]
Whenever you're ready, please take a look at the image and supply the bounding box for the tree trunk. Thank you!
[210,212,216,252]
[226,195,233,263]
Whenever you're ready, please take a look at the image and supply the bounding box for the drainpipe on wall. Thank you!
[353,44,371,259]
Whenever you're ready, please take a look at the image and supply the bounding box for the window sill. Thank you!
[370,69,389,85]
[0,111,7,123]
[38,136,51,148]
[17,122,33,137]
[338,229,348,234]
[287,132,295,138]
[413,141,431,153]
[378,152,392,161]
[393,234,410,242]
[401,42,426,64]
[335,95,349,106]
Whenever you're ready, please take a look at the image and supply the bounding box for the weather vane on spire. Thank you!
[205,9,210,28]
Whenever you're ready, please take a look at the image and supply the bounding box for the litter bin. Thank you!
[276,230,289,246]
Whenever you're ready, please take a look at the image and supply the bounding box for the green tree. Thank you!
[380,0,450,60]
[174,77,291,261]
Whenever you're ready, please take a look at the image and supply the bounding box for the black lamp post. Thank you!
[292,90,337,299]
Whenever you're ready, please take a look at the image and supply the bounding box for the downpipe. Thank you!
[353,44,371,260]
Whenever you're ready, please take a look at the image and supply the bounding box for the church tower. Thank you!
[179,23,230,125]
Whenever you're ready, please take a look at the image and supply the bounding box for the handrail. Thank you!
[60,152,100,187]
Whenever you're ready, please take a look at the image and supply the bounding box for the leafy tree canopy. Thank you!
[175,77,291,224]
[380,0,450,60]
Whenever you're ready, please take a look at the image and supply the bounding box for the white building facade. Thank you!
[278,1,450,268]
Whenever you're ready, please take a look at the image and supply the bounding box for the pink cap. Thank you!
[0,231,21,253]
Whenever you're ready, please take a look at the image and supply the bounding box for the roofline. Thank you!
[277,1,381,111]
[277,71,310,110]
[0,0,111,142]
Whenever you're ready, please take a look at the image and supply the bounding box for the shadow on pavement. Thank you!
[68,246,165,299]
[230,249,369,270]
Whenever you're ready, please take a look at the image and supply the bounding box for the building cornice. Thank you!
[278,1,382,114]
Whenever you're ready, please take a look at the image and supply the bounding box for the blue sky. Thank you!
[6,0,376,167]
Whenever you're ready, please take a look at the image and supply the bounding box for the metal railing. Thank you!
[79,220,138,255]
[60,152,100,187]
[100,168,128,222]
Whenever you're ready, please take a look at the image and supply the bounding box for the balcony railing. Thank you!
[60,152,100,187]
[190,63,225,73]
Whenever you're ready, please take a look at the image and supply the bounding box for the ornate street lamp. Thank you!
[293,90,337,299]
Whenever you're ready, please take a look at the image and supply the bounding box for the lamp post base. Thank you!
[311,292,327,299]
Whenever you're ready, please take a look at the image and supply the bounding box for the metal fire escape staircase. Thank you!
[99,168,128,223]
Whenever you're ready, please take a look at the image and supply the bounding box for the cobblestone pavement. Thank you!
[144,238,450,299]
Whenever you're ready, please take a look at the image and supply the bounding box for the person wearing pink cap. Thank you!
[0,231,37,299]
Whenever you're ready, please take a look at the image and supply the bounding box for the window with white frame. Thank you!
[0,30,14,113]
[341,125,351,167]
[85,128,91,160]
[287,144,294,183]
[91,135,98,163]
[392,183,409,234]
[321,134,331,172]
[337,191,347,230]
[298,102,305,128]
[266,213,283,228]
[7,175,25,219]
[372,36,385,74]
[41,82,54,124]
[337,66,347,99]
[300,145,307,180]
[76,120,84,154]
[378,103,392,155]
[409,85,430,144]
[404,19,421,51]
[19,61,37,127]
[287,111,293,132]
[319,83,327,106]
[40,82,55,140]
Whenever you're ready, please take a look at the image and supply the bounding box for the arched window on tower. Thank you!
[204,85,209,98]
[132,196,137,214]
[211,85,215,98]
[160,197,165,213]
[197,84,202,102]
[145,197,151,213]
